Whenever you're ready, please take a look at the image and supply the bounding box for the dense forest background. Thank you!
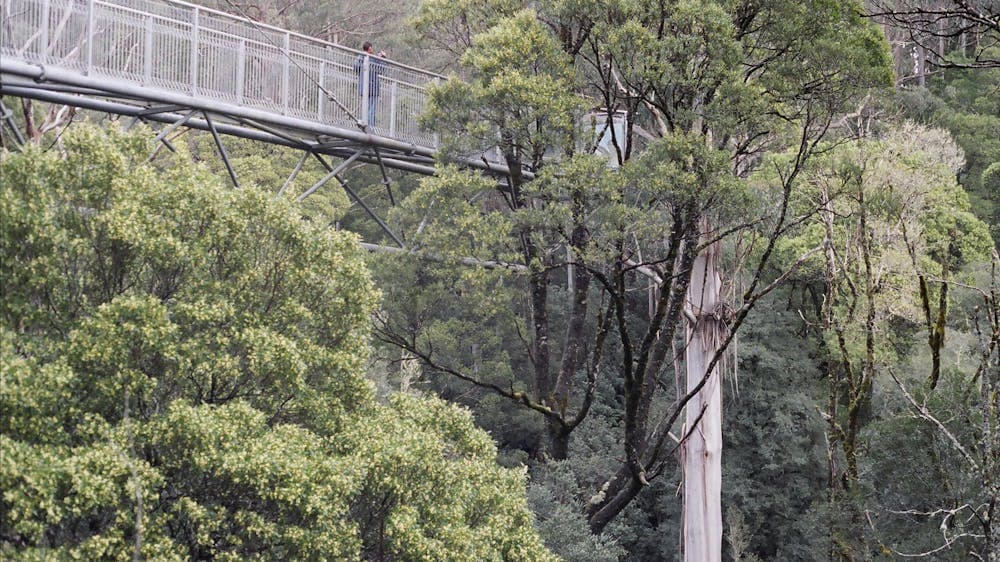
[2,0,998,560]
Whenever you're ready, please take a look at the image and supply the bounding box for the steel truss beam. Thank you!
[0,83,441,176]
[203,111,240,188]
[312,153,405,248]
[152,109,196,145]
[297,150,363,201]
[372,146,397,205]
[0,98,26,149]
[277,150,310,196]
[0,62,527,180]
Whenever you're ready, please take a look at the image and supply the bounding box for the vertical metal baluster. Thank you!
[143,14,153,84]
[119,14,125,74]
[177,30,181,86]
[252,47,258,106]
[40,0,50,59]
[389,81,397,137]
[85,0,95,74]
[109,14,115,73]
[107,13,112,73]
[166,27,172,86]
[432,77,440,147]
[252,47,259,106]
[282,32,290,114]
[120,16,126,73]
[174,25,179,86]
[167,27,172,85]
[111,12,117,73]
[122,16,127,73]
[317,59,326,121]
[236,38,245,105]
[189,7,199,95]
[123,16,129,73]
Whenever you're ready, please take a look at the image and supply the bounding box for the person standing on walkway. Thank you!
[354,42,386,128]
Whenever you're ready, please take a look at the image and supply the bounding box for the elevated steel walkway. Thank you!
[0,0,512,182]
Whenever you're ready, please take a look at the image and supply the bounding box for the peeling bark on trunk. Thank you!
[682,228,724,562]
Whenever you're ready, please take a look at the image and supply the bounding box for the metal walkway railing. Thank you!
[1,0,529,247]
[1,0,441,145]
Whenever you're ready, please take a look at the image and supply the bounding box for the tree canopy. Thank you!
[0,126,555,561]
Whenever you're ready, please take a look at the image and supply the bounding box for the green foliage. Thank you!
[725,508,761,562]
[526,462,625,561]
[0,126,555,560]
[773,122,991,291]
[424,9,584,162]
[722,292,829,561]
[587,0,891,139]
[862,368,986,560]
[787,123,990,393]
[758,121,995,558]
[412,0,524,56]
[392,165,517,262]
[901,59,1000,245]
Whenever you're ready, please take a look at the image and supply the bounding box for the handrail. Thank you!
[143,0,446,79]
[0,0,443,147]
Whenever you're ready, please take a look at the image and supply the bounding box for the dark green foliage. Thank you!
[722,292,829,560]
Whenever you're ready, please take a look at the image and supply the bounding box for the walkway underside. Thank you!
[0,64,513,180]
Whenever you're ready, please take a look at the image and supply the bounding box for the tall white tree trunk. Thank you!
[682,228,724,562]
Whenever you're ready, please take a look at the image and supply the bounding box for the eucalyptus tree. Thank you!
[375,0,893,557]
